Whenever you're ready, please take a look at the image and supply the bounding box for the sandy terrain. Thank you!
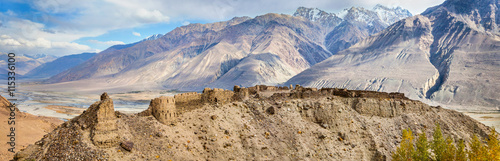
[0,96,63,161]
[463,111,500,130]
[44,105,86,116]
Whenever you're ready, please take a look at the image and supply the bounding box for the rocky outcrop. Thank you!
[0,95,14,111]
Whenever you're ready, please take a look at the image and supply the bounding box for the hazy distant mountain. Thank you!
[287,0,500,110]
[48,5,411,91]
[24,34,164,79]
[0,53,57,75]
[49,15,331,90]
[24,52,96,79]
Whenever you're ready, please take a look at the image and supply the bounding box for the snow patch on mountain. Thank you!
[294,4,412,28]
[373,4,413,26]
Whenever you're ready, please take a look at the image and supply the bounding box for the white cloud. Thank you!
[88,40,125,46]
[132,32,141,37]
[0,38,22,46]
[182,21,190,26]
[0,35,93,56]
[0,12,93,56]
[5,10,16,16]
[29,0,170,33]
[134,9,170,23]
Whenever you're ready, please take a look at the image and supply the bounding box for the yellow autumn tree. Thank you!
[393,128,415,161]
[392,125,500,161]
[455,139,466,161]
[442,136,457,161]
[486,129,500,161]
[468,134,488,161]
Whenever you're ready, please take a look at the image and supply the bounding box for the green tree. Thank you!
[414,132,430,161]
[393,128,415,161]
[432,123,446,161]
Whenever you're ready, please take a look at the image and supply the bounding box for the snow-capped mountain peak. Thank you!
[142,34,164,42]
[342,7,376,25]
[293,7,342,28]
[373,4,412,26]
[295,5,412,28]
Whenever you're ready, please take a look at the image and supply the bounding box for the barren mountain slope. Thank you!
[287,0,500,110]
[287,15,437,100]
[51,14,332,91]
[47,5,411,92]
[14,86,494,160]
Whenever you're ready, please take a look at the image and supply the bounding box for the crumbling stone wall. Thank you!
[271,85,408,100]
[202,88,234,104]
[234,85,289,99]
[140,85,408,121]
[174,92,202,112]
[233,85,249,100]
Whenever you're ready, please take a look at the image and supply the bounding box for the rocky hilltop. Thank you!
[287,0,500,110]
[14,85,494,160]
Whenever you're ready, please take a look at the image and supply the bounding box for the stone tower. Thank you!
[149,96,176,124]
[77,92,120,148]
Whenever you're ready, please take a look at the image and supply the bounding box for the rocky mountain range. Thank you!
[47,5,411,91]
[286,0,500,110]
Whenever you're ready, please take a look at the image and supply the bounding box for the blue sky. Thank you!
[0,0,444,56]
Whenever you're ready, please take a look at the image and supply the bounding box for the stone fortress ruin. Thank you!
[139,84,408,125]
[13,83,494,161]
[81,85,409,148]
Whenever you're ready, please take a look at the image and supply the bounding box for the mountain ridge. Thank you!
[24,52,96,79]
[47,5,412,92]
[286,0,500,110]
